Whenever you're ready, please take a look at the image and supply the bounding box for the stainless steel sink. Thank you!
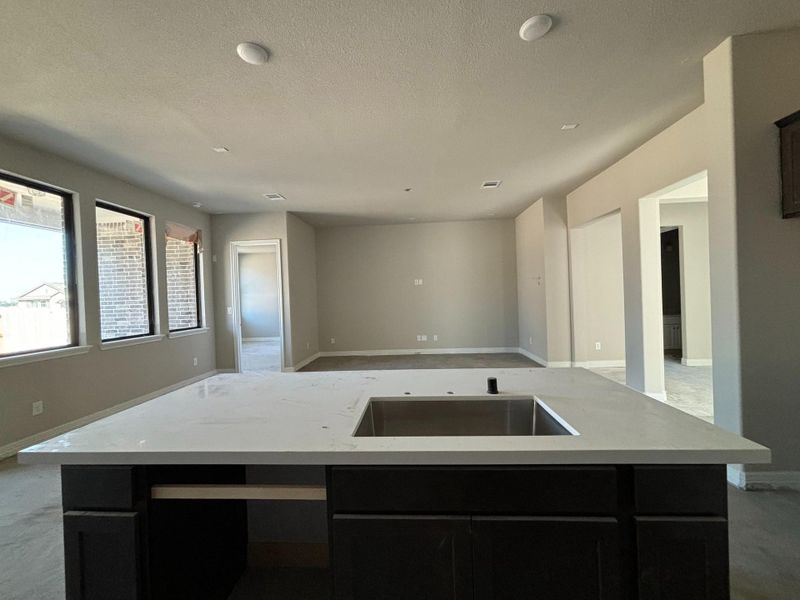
[353,396,575,437]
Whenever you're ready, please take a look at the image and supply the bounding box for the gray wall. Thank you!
[238,252,280,339]
[285,214,320,366]
[515,198,571,365]
[0,134,214,452]
[316,220,519,352]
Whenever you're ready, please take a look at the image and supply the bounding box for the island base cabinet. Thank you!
[63,511,143,600]
[637,517,730,600]
[472,516,622,600]
[332,515,473,600]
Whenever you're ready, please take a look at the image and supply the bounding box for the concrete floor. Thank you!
[241,339,282,373]
[301,352,542,371]
[1,456,799,599]
[590,353,714,422]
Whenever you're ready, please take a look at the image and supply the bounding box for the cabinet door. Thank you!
[332,514,473,600]
[637,517,729,600]
[63,511,143,600]
[472,516,621,600]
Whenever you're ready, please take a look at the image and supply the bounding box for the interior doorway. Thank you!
[231,240,284,373]
[660,227,682,362]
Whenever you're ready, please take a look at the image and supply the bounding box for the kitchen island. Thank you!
[20,368,769,600]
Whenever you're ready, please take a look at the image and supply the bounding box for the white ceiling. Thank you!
[1,1,799,226]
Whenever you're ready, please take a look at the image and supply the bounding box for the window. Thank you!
[165,222,202,331]
[95,202,154,341]
[0,173,76,357]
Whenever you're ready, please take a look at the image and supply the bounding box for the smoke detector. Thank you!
[237,42,270,65]
[482,181,502,189]
[519,15,554,42]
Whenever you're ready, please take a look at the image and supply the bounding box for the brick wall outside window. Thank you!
[97,221,150,340]
[166,237,199,330]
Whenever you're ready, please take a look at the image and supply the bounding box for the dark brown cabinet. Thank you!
[332,515,473,600]
[777,109,800,218]
[472,516,621,600]
[63,511,144,600]
[637,517,729,600]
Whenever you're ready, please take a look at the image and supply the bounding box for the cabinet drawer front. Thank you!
[332,515,472,600]
[64,511,142,600]
[634,466,727,516]
[473,516,622,600]
[62,466,142,511]
[329,466,617,515]
[636,517,729,600]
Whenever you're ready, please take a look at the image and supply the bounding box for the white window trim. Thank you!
[0,345,92,369]
[99,334,165,351]
[168,327,210,339]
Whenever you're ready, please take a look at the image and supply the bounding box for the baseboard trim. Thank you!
[728,465,800,490]
[317,347,521,357]
[6,370,219,461]
[248,542,329,569]
[284,352,321,372]
[681,358,712,367]
[572,360,626,368]
[646,391,667,402]
[516,347,570,368]
[242,337,280,342]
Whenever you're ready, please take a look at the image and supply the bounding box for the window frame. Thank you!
[95,200,156,342]
[166,233,203,333]
[0,171,78,358]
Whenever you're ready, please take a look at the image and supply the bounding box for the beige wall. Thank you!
[707,30,800,475]
[0,135,214,453]
[567,106,708,395]
[285,213,319,366]
[316,220,518,352]
[570,211,626,365]
[660,202,712,363]
[515,198,571,365]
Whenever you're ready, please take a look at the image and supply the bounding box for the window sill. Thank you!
[0,345,92,369]
[168,327,210,339]
[99,334,165,351]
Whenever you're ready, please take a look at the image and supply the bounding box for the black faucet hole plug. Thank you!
[487,377,499,395]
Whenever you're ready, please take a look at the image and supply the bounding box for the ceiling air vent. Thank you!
[263,193,285,201]
[482,181,502,189]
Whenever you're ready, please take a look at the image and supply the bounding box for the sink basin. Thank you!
[353,396,575,437]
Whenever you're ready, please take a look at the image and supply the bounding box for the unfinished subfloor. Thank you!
[590,352,713,422]
[241,340,282,373]
[300,352,542,371]
[1,456,798,599]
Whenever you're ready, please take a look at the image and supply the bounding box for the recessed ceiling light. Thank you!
[482,181,502,189]
[404,188,412,192]
[212,146,229,153]
[237,42,270,65]
[192,202,203,208]
[519,15,553,42]
[561,123,580,130]
[263,193,285,201]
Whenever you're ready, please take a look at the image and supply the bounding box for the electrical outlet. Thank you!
[414,278,424,286]
[330,338,336,345]
[227,306,233,315]
[529,336,533,345]
[416,335,428,342]
[193,357,198,366]
[32,401,44,416]
[433,334,438,342]
[595,342,602,351]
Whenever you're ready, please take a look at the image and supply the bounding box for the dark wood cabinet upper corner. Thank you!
[775,109,800,219]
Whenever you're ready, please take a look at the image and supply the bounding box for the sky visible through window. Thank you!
[0,222,65,302]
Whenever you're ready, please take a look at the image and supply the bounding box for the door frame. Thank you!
[230,239,285,373]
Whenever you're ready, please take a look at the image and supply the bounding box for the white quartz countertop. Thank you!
[18,368,770,466]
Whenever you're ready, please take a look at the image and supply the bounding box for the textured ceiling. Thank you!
[1,1,799,226]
